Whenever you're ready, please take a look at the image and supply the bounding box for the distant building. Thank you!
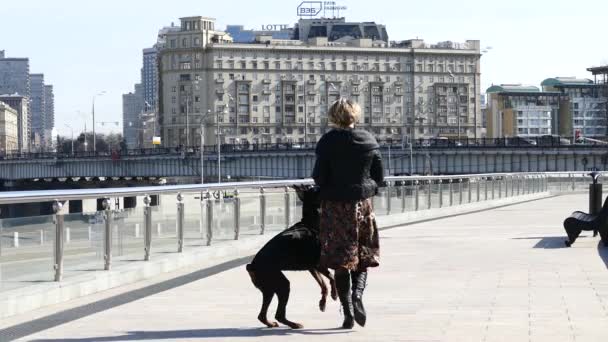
[122,83,144,148]
[0,94,29,152]
[0,101,19,153]
[0,53,30,99]
[30,73,46,148]
[157,16,482,147]
[226,24,293,43]
[541,75,608,138]
[293,17,388,43]
[486,85,564,139]
[142,47,158,109]
[44,85,55,146]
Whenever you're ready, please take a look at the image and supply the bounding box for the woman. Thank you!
[312,98,384,329]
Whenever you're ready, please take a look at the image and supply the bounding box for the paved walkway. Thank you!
[6,194,608,342]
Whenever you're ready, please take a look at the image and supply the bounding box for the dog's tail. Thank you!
[246,263,258,285]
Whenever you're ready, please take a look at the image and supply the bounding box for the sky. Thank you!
[1,0,607,137]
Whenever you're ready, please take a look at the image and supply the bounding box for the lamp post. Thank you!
[64,124,74,155]
[92,91,106,153]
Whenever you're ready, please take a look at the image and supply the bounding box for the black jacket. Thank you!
[312,128,384,201]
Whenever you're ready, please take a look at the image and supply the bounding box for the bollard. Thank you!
[157,223,162,237]
[259,187,266,235]
[135,224,140,238]
[176,193,184,253]
[40,230,44,246]
[234,189,240,240]
[13,232,19,248]
[206,191,214,246]
[53,201,66,281]
[414,180,419,211]
[103,198,112,270]
[88,226,92,241]
[284,187,290,229]
[588,172,602,215]
[66,228,71,243]
[143,195,152,261]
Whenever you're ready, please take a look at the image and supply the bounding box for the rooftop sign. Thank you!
[297,1,323,17]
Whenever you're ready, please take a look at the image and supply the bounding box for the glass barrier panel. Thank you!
[62,212,104,276]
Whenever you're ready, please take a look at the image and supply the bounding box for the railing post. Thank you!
[284,186,290,229]
[517,176,521,196]
[52,201,66,281]
[510,176,514,197]
[498,177,503,199]
[143,195,152,261]
[176,193,184,253]
[476,177,481,202]
[459,179,463,204]
[401,182,406,213]
[414,180,420,211]
[484,177,489,201]
[386,181,392,215]
[259,187,266,235]
[468,178,472,203]
[206,191,214,246]
[439,180,444,208]
[103,198,113,270]
[234,189,240,240]
[427,180,432,209]
[491,177,496,200]
[449,179,453,206]
[571,173,575,191]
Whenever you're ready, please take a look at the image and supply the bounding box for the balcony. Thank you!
[262,79,272,84]
[215,88,225,94]
[215,78,224,84]
[307,79,316,85]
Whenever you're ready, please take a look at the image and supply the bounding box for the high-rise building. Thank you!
[486,85,564,138]
[157,16,481,147]
[0,52,31,147]
[30,73,46,148]
[122,83,144,148]
[541,75,608,138]
[142,47,158,109]
[0,101,19,153]
[0,94,29,152]
[44,84,55,145]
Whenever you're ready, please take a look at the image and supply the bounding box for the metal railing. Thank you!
[0,172,596,287]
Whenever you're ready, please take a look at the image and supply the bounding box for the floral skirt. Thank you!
[319,198,380,271]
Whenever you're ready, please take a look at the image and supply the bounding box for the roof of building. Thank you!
[541,77,593,87]
[587,65,608,75]
[486,84,540,93]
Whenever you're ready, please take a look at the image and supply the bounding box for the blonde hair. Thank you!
[328,98,361,129]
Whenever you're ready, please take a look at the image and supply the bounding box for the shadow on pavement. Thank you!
[30,327,350,341]
[512,236,570,249]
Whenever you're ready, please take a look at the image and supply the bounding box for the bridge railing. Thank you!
[0,172,598,289]
[1,136,606,161]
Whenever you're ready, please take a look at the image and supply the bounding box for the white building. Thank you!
[158,16,482,147]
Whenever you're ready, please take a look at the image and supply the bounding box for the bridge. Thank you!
[1,173,607,341]
[1,142,608,183]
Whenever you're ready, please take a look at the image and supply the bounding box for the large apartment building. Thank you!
[0,101,19,153]
[0,94,29,152]
[157,16,482,147]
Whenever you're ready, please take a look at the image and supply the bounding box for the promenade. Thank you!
[2,194,608,342]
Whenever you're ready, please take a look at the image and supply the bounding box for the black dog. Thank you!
[246,185,337,329]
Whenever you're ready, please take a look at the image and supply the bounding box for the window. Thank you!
[194,37,200,46]
[252,95,258,102]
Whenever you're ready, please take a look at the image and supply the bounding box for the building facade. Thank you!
[0,101,19,153]
[122,83,144,148]
[541,76,608,138]
[44,84,55,146]
[486,85,563,138]
[30,73,46,148]
[0,95,29,152]
[0,54,30,99]
[157,16,482,147]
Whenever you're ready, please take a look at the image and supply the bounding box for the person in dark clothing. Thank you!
[312,98,384,329]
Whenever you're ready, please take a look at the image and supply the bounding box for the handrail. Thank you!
[0,171,595,205]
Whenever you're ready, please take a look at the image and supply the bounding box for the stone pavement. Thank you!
[5,194,608,342]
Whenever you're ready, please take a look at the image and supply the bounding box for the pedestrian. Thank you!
[312,98,384,329]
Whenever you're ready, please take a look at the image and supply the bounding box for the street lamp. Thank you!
[64,124,74,155]
[92,91,106,152]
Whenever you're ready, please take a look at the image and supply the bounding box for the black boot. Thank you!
[351,271,368,327]
[335,271,354,329]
